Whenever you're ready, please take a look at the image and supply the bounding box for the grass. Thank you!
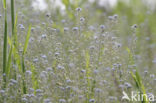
[22,25,31,94]
[2,0,8,88]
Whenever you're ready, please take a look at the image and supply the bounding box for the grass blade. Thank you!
[6,45,12,78]
[2,0,8,87]
[11,0,15,36]
[22,25,31,94]
[23,25,31,55]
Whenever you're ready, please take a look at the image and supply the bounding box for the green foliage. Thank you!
[127,47,148,103]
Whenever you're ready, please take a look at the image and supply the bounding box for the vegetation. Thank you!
[0,0,156,103]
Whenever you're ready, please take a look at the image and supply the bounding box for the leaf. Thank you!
[23,25,31,55]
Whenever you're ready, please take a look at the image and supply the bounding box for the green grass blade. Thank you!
[21,25,31,94]
[2,0,8,87]
[127,48,149,103]
[2,0,6,9]
[6,45,13,78]
[14,14,18,47]
[11,0,15,36]
[23,25,31,55]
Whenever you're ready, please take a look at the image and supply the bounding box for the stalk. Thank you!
[22,25,31,94]
[2,0,8,88]
[11,0,15,36]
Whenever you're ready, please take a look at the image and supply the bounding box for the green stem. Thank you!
[3,1,8,88]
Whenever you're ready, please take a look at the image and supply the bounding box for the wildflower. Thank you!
[33,58,39,63]
[46,13,51,18]
[22,98,28,102]
[113,14,118,19]
[29,37,34,42]
[76,7,82,12]
[46,67,53,72]
[131,24,138,29]
[80,17,85,22]
[150,74,155,78]
[112,67,115,71]
[19,24,25,30]
[36,89,43,93]
[88,25,95,31]
[29,94,35,98]
[17,74,22,79]
[61,19,66,23]
[29,88,34,93]
[55,52,60,56]
[72,27,79,31]
[57,65,64,70]
[41,54,47,59]
[124,82,132,89]
[94,88,101,93]
[31,27,35,32]
[41,34,47,38]
[59,99,66,103]
[94,69,99,74]
[100,25,105,29]
[79,95,84,99]
[26,70,32,76]
[42,22,46,25]
[89,99,95,103]
[0,90,5,96]
[64,27,69,32]
[116,43,122,48]
[144,70,148,75]
[152,58,156,63]
[109,96,117,101]
[36,89,43,97]
[94,35,98,40]
[108,16,114,20]
[69,63,75,68]
[40,71,48,78]
[81,69,86,73]
[25,94,31,98]
[52,28,57,32]
[10,79,18,84]
[66,86,71,90]
[89,46,95,50]
[48,51,52,55]
[66,79,72,83]
[44,98,51,103]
